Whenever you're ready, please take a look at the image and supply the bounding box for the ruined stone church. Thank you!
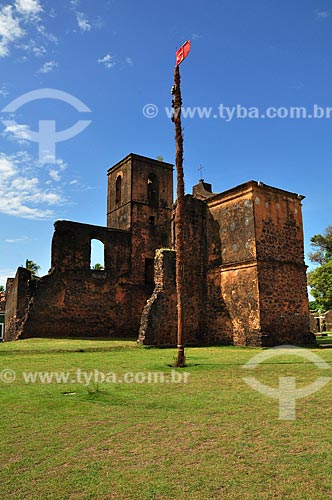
[5,153,312,346]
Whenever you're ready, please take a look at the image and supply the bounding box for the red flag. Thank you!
[176,40,191,65]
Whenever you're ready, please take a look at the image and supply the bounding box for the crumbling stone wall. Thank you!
[5,153,312,347]
[4,268,32,341]
[140,181,312,347]
[5,155,174,342]
[180,196,208,344]
[139,196,208,346]
[50,220,131,275]
[138,249,177,345]
[7,221,152,340]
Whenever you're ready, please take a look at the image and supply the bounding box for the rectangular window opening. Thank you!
[145,258,154,285]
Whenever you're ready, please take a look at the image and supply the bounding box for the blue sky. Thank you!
[0,0,332,286]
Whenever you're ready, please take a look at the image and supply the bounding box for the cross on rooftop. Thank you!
[198,164,204,181]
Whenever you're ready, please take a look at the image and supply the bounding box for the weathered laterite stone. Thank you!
[5,154,314,346]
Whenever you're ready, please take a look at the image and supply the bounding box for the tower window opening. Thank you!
[147,174,159,207]
[116,175,122,205]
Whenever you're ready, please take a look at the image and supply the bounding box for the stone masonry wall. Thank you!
[12,221,152,340]
[5,152,312,347]
[181,196,208,344]
[253,185,312,344]
[258,262,311,345]
[206,188,262,346]
[204,267,233,345]
[139,196,208,346]
[107,154,173,285]
[220,264,261,346]
[140,182,312,347]
[4,268,32,341]
[204,182,312,346]
[138,249,177,345]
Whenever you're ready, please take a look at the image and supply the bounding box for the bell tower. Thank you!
[107,153,174,282]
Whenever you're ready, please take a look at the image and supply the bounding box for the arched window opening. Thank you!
[91,239,105,270]
[147,174,159,207]
[116,175,122,205]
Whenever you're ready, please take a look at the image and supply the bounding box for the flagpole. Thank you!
[173,62,185,368]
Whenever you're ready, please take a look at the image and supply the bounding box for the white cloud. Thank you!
[56,159,68,170]
[0,152,66,220]
[14,0,43,17]
[3,123,33,144]
[98,55,133,69]
[76,11,91,32]
[46,160,68,185]
[41,153,56,164]
[36,24,58,44]
[98,53,116,69]
[0,1,56,59]
[5,235,29,243]
[70,1,99,32]
[11,176,39,191]
[43,157,67,171]
[26,191,62,204]
[18,40,46,57]
[37,60,59,73]
[32,44,46,56]
[49,169,61,182]
[0,5,25,57]
[316,10,331,19]
[0,156,17,179]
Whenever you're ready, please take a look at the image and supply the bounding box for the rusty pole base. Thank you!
[176,344,186,367]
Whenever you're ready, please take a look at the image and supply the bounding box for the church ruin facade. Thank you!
[5,153,313,346]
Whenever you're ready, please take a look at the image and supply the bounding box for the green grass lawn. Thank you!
[1,338,332,500]
[316,334,332,345]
